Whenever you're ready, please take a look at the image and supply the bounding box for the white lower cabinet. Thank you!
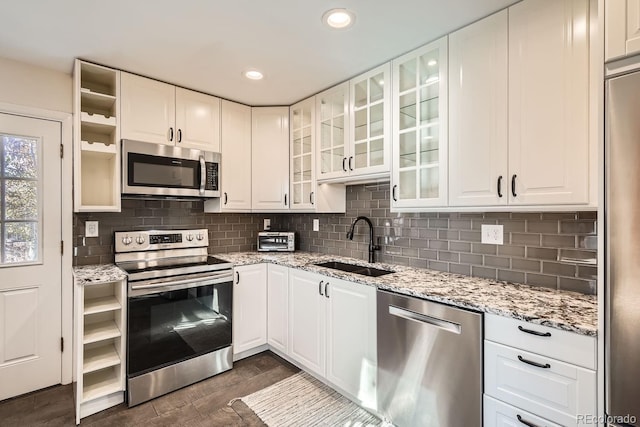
[73,275,126,424]
[233,264,268,356]
[288,269,326,376]
[484,395,561,427]
[288,268,377,406]
[267,264,289,354]
[325,276,377,409]
[484,314,597,427]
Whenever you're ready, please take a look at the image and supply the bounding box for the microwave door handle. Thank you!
[199,155,206,195]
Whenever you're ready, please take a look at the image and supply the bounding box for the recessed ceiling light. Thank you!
[244,70,264,80]
[322,8,355,29]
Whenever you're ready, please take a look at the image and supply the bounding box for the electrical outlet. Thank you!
[263,219,271,231]
[85,221,99,238]
[313,219,319,232]
[481,224,503,245]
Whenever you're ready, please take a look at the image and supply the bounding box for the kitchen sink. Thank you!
[314,261,394,277]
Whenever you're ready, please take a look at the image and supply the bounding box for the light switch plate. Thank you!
[85,221,99,237]
[313,219,319,232]
[263,219,271,231]
[481,224,503,245]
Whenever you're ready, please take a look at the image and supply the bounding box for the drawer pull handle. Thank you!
[319,280,324,296]
[517,355,550,369]
[518,325,551,337]
[516,414,540,427]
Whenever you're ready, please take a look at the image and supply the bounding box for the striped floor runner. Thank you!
[236,371,384,426]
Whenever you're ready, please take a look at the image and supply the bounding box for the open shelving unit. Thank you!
[73,60,121,212]
[74,277,126,424]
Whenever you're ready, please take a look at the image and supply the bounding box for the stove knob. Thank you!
[186,234,194,242]
[196,233,204,241]
[122,236,132,245]
[135,235,145,245]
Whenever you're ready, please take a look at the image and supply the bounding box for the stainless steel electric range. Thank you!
[115,228,233,407]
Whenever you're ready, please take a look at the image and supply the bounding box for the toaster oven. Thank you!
[257,232,295,252]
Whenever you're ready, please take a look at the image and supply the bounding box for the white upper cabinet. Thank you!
[290,97,315,210]
[508,0,590,206]
[291,96,346,213]
[449,11,508,207]
[121,73,175,145]
[349,63,392,179]
[204,100,252,212]
[391,37,448,209]
[121,73,220,151]
[251,107,290,211]
[316,82,350,181]
[606,0,640,62]
[175,87,221,152]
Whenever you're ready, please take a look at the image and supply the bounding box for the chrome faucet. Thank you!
[346,216,380,263]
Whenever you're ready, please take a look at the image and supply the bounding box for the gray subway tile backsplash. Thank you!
[73,183,598,295]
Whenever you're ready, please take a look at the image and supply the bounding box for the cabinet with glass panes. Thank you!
[391,37,448,209]
[290,97,315,210]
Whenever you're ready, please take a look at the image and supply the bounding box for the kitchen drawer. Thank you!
[485,341,596,427]
[484,395,561,427]
[485,314,596,369]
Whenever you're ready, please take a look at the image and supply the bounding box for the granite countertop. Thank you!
[73,264,127,285]
[215,251,598,337]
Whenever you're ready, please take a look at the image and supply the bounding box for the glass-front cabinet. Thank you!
[349,63,391,178]
[290,97,315,210]
[317,82,349,181]
[391,37,448,209]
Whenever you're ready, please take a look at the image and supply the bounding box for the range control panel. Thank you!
[115,229,208,253]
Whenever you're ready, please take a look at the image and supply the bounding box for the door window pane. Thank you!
[1,134,40,265]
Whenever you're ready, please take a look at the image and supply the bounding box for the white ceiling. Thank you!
[1,0,519,106]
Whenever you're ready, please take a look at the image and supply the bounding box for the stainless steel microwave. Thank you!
[257,232,295,252]
[122,139,220,198]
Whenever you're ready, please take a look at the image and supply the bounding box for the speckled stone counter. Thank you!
[73,264,127,285]
[215,251,597,336]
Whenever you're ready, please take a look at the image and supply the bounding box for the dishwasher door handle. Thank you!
[389,305,462,334]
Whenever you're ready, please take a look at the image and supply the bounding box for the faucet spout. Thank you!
[346,216,380,263]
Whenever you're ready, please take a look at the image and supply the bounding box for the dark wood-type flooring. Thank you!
[0,351,299,426]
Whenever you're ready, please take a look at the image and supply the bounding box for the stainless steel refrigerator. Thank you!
[606,70,640,426]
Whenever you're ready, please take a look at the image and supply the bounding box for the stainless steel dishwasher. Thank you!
[377,290,483,427]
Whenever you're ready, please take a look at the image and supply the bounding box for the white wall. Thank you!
[0,56,72,113]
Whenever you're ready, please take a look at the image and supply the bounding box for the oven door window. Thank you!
[127,153,200,190]
[127,282,232,378]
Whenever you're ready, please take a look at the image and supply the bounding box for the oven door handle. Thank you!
[199,155,206,195]
[129,274,232,296]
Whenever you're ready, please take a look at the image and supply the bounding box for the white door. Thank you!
[175,87,220,152]
[325,277,377,408]
[267,264,289,354]
[449,11,508,207]
[220,100,252,211]
[0,113,62,400]
[120,72,176,145]
[508,0,590,206]
[288,269,325,377]
[233,264,267,355]
[251,107,290,211]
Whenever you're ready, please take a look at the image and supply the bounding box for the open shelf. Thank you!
[83,343,120,374]
[82,367,121,402]
[81,140,117,155]
[81,112,116,127]
[84,296,120,315]
[84,320,120,345]
[80,62,117,97]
